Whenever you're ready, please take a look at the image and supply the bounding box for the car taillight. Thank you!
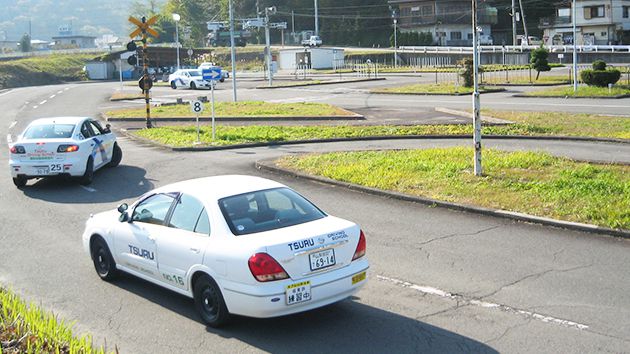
[352,230,367,261]
[10,145,25,154]
[57,144,79,153]
[248,253,288,282]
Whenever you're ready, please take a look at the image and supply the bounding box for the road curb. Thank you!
[255,77,386,89]
[370,88,506,96]
[107,114,365,122]
[513,93,630,99]
[255,158,630,239]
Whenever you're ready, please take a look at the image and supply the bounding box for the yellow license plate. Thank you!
[352,271,366,285]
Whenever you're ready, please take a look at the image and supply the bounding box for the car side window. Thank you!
[168,193,210,235]
[80,122,94,139]
[132,194,175,225]
[89,121,103,135]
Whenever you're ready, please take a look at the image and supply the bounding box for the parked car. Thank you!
[83,175,369,327]
[9,117,122,188]
[479,34,494,45]
[168,69,216,90]
[198,62,229,83]
[301,35,322,47]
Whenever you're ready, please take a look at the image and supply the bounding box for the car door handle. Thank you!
[190,248,200,254]
[147,235,156,243]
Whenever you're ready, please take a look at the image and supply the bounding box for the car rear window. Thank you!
[23,124,75,139]
[219,187,326,235]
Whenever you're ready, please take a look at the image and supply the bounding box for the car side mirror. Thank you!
[104,124,112,134]
[117,203,130,222]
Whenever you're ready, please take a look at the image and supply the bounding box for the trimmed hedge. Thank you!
[581,69,621,87]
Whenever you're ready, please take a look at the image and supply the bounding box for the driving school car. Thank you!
[82,175,368,327]
[168,69,216,90]
[8,117,122,188]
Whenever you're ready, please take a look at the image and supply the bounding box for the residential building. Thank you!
[388,0,498,46]
[51,25,96,49]
[540,0,630,45]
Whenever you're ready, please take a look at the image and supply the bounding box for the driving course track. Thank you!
[1,82,629,353]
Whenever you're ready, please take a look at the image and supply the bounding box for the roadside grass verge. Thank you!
[257,80,323,88]
[130,124,549,147]
[107,101,354,118]
[482,75,570,85]
[0,54,95,89]
[483,110,630,140]
[278,148,630,230]
[110,91,145,101]
[525,85,630,97]
[0,287,108,353]
[372,83,500,94]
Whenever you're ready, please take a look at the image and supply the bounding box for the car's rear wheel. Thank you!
[190,82,197,90]
[79,157,94,186]
[12,176,27,188]
[170,81,177,89]
[108,143,122,168]
[91,237,118,281]
[193,276,230,327]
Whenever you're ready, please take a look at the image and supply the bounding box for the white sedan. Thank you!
[82,175,368,327]
[9,117,122,188]
[168,69,216,90]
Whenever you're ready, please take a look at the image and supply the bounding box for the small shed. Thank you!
[278,48,344,70]
[86,61,115,80]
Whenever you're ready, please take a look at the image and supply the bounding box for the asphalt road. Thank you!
[1,81,630,354]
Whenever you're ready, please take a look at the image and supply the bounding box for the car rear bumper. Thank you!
[221,259,369,318]
[9,157,86,178]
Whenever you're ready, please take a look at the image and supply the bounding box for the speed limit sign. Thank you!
[190,100,204,114]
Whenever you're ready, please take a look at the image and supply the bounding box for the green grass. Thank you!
[0,54,95,89]
[278,148,630,230]
[372,83,496,94]
[482,75,570,85]
[526,85,630,97]
[107,101,353,118]
[0,287,108,353]
[483,110,630,140]
[131,124,536,147]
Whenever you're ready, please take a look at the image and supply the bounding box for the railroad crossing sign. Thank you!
[129,15,159,38]
[128,15,159,129]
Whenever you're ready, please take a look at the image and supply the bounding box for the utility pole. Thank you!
[572,0,578,92]
[229,0,238,101]
[511,0,517,45]
[393,19,398,67]
[472,0,482,176]
[292,10,295,35]
[518,0,529,44]
[265,7,275,87]
[314,0,319,36]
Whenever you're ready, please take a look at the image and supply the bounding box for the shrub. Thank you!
[530,45,551,80]
[459,58,474,87]
[581,60,621,87]
[592,60,607,71]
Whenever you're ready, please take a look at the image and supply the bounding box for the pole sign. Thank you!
[202,68,223,81]
[190,100,204,144]
[129,15,159,129]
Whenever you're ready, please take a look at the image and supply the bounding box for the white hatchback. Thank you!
[9,117,122,188]
[168,69,215,90]
[82,175,368,327]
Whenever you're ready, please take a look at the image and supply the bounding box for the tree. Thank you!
[530,45,550,80]
[19,33,31,52]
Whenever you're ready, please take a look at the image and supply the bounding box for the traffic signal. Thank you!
[127,54,137,66]
[126,41,137,52]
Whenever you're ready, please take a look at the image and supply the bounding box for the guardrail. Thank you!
[399,45,630,54]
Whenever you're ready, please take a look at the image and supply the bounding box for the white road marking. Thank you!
[57,90,63,94]
[80,186,97,193]
[377,275,589,331]
[39,100,47,105]
[9,121,17,129]
[0,90,13,97]
[49,94,56,99]
[64,87,70,91]
[33,105,38,109]
[6,134,13,145]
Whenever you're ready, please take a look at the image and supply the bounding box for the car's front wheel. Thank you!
[79,157,94,186]
[108,143,122,168]
[190,82,197,90]
[193,276,230,327]
[170,81,177,89]
[91,237,118,281]
[12,176,27,188]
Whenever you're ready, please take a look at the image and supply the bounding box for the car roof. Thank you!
[28,117,89,125]
[153,175,287,201]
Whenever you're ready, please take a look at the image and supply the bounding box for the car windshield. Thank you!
[219,187,326,235]
[23,124,75,139]
[188,70,202,77]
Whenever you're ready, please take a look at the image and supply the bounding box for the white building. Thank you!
[278,48,344,70]
[540,0,630,45]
